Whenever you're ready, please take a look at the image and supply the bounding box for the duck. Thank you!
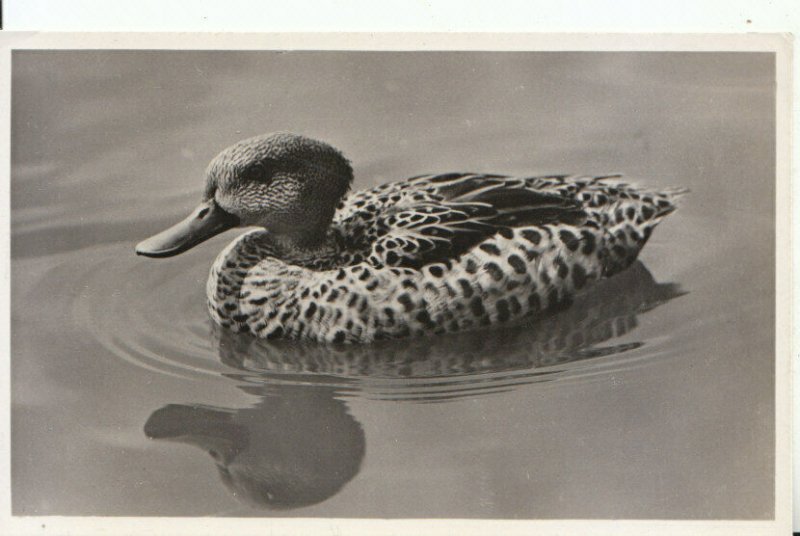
[136,132,685,344]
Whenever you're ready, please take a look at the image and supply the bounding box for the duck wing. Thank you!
[361,173,586,269]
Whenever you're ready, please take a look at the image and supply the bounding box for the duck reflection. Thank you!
[144,261,683,510]
[144,383,364,510]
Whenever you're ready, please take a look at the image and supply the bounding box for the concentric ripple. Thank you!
[67,240,233,380]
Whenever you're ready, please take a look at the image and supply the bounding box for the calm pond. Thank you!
[11,51,774,518]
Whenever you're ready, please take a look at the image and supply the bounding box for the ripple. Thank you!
[68,242,233,380]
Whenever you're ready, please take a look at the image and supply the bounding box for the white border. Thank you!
[1,0,798,33]
[0,32,792,536]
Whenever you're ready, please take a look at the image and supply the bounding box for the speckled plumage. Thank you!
[190,134,685,343]
[211,261,683,378]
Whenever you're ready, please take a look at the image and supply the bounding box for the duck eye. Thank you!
[241,161,273,183]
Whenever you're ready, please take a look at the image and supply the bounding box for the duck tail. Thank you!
[661,186,690,197]
[652,186,689,219]
[598,183,686,278]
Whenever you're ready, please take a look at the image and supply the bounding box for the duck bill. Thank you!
[135,200,239,258]
[144,404,242,443]
[144,404,245,461]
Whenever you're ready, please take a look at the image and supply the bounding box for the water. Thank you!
[11,51,774,518]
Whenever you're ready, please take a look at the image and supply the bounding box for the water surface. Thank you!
[11,51,774,518]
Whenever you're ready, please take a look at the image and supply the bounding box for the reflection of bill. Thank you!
[144,261,683,510]
[144,384,364,510]
[214,261,685,378]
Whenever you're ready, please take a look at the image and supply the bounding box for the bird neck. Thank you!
[269,227,341,266]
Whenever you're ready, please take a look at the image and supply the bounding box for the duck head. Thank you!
[136,132,353,257]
